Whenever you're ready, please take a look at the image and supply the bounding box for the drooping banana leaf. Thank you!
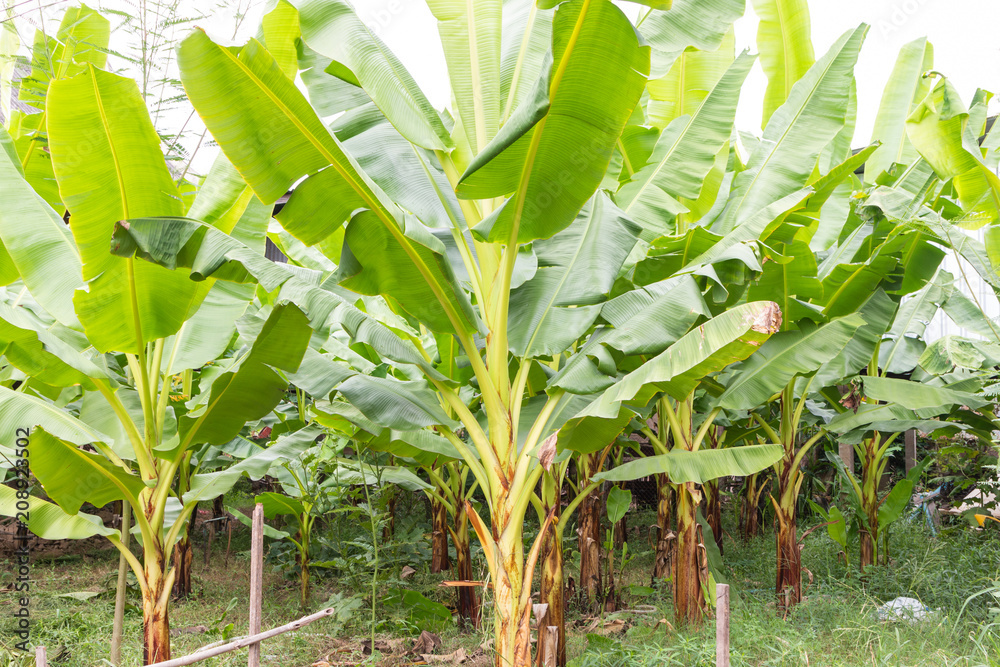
[180,303,311,446]
[507,192,640,357]
[717,314,864,410]
[291,0,453,150]
[581,301,782,418]
[595,443,783,485]
[0,126,82,327]
[458,0,650,244]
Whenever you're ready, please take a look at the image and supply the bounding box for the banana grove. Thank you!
[3,0,1000,665]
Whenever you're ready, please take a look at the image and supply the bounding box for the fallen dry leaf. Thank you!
[400,565,417,579]
[420,648,468,664]
[412,630,443,655]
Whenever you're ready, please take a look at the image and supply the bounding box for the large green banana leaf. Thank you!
[596,275,709,357]
[581,301,781,418]
[365,428,463,466]
[185,426,320,504]
[556,407,633,455]
[180,304,311,445]
[110,216,349,334]
[906,76,1000,227]
[47,67,202,353]
[0,486,115,539]
[458,0,649,244]
[879,275,948,373]
[639,0,744,76]
[336,375,459,431]
[507,192,639,357]
[426,0,501,155]
[827,403,965,443]
[618,52,753,233]
[751,0,814,127]
[805,288,896,388]
[745,239,823,319]
[865,37,934,182]
[291,0,453,151]
[0,126,82,327]
[177,32,477,335]
[717,314,864,410]
[647,29,735,129]
[919,336,1000,374]
[325,105,463,232]
[499,0,553,124]
[710,26,864,236]
[595,443,783,485]
[167,155,269,372]
[258,0,300,78]
[13,5,110,209]
[0,385,110,447]
[29,428,146,514]
[860,376,989,412]
[298,40,372,116]
[0,302,108,388]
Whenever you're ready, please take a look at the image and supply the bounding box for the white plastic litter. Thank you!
[876,597,933,622]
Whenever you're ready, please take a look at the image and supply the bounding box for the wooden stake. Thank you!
[35,646,46,667]
[716,583,730,667]
[248,503,264,667]
[111,500,131,665]
[905,430,917,474]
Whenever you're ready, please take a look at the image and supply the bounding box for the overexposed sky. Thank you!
[7,0,1000,172]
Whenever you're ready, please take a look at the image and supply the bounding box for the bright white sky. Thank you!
[9,0,1000,171]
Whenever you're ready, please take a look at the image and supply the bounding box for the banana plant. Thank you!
[0,45,318,660]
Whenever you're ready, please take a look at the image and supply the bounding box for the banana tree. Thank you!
[101,0,850,655]
[0,48,318,661]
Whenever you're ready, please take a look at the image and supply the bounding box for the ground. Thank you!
[1,499,999,667]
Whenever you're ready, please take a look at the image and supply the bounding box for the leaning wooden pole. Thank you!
[145,607,338,667]
[248,503,264,667]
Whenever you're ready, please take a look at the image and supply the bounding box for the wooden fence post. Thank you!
[716,583,730,667]
[35,646,47,667]
[248,503,264,667]
[905,430,917,474]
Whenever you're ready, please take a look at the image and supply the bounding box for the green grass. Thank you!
[1,502,998,666]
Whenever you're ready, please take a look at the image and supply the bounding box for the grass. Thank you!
[1,498,998,666]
